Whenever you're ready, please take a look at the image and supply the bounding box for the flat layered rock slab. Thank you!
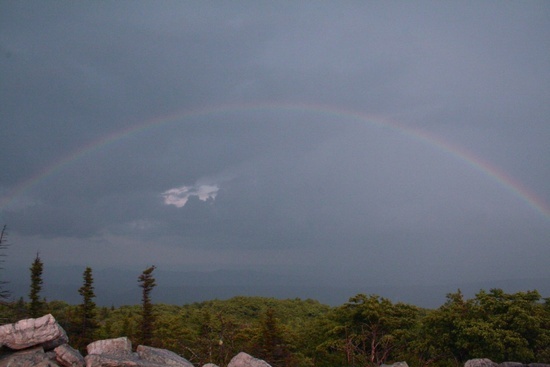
[137,345,194,367]
[0,314,68,351]
[87,337,133,357]
[85,354,171,367]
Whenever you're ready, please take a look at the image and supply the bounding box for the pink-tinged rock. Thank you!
[86,337,132,357]
[0,345,60,367]
[54,343,85,367]
[0,314,68,351]
[228,352,272,367]
[466,359,498,367]
[137,345,194,367]
[382,362,409,367]
[84,354,169,367]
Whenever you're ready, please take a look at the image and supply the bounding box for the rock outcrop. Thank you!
[0,346,59,367]
[499,363,526,367]
[466,359,499,367]
[87,336,133,357]
[137,345,194,367]
[54,343,85,367]
[382,362,409,367]
[465,360,550,367]
[0,314,68,351]
[227,352,272,367]
[81,337,196,367]
[0,315,273,367]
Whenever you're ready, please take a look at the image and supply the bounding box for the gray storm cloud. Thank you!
[0,1,548,302]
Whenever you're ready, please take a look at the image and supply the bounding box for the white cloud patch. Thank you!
[162,184,219,208]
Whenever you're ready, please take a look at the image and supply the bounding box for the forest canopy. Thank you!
[1,289,549,367]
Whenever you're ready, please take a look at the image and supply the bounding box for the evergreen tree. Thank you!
[77,266,98,349]
[256,308,292,367]
[0,225,10,302]
[14,297,27,321]
[197,309,216,364]
[138,265,156,345]
[28,253,44,318]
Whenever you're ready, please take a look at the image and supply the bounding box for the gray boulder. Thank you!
[228,352,272,367]
[86,337,132,357]
[0,314,68,351]
[137,345,194,367]
[54,343,85,367]
[466,360,498,367]
[84,340,191,367]
[382,362,409,367]
[500,363,525,367]
[84,353,170,367]
[528,364,550,367]
[0,346,60,367]
[203,364,220,367]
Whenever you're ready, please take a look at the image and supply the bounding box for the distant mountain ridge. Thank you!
[6,266,550,309]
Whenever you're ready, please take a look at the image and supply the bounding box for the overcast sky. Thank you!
[1,1,549,292]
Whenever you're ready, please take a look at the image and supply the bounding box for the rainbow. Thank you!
[1,102,549,221]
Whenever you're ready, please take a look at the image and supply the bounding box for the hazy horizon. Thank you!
[5,265,550,309]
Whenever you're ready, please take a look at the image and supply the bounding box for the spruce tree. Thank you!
[29,253,44,317]
[0,225,10,302]
[78,266,98,348]
[257,308,291,367]
[138,265,156,345]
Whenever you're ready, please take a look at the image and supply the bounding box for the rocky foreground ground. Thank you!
[1,314,549,367]
[1,314,269,367]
